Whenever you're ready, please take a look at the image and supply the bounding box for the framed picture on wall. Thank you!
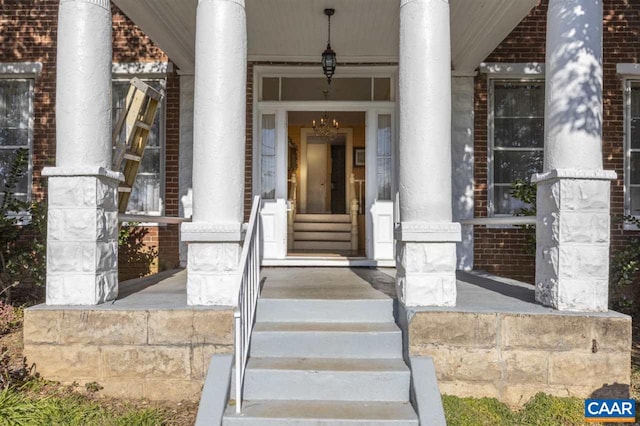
[354,148,365,166]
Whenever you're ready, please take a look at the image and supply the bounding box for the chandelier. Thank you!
[312,113,339,138]
[321,8,336,84]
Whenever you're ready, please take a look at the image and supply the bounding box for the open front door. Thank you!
[259,111,288,259]
[366,110,395,261]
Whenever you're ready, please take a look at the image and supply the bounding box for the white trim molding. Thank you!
[617,63,640,76]
[112,61,171,78]
[0,62,43,79]
[480,62,544,78]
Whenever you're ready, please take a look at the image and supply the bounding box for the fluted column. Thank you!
[533,0,616,311]
[42,0,121,305]
[396,0,460,307]
[181,0,247,306]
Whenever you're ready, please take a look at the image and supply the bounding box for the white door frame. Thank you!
[253,66,398,261]
[300,127,353,214]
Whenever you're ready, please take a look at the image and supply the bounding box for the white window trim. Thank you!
[485,71,544,221]
[112,67,168,220]
[620,69,640,230]
[0,67,37,207]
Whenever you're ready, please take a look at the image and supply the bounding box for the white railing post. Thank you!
[350,173,359,253]
[287,173,297,248]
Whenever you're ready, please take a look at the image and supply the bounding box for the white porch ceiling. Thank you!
[112,0,539,74]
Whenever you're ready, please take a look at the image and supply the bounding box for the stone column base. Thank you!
[395,222,461,307]
[532,169,617,312]
[181,222,244,306]
[42,167,122,305]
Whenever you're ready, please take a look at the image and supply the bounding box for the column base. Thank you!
[532,169,617,312]
[181,222,243,306]
[43,167,122,305]
[395,222,461,307]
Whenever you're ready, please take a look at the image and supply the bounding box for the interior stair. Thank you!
[292,214,352,252]
[221,269,419,425]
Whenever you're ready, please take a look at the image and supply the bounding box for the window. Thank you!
[112,79,165,214]
[627,81,640,216]
[377,114,392,200]
[0,79,33,204]
[489,80,544,215]
[260,114,276,199]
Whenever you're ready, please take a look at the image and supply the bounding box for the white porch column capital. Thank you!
[46,0,118,305]
[535,0,613,312]
[397,0,458,308]
[185,0,247,306]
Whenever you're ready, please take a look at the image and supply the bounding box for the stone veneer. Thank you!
[23,308,234,401]
[409,310,631,406]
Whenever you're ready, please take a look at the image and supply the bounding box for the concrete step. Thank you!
[293,241,352,251]
[295,231,351,241]
[294,222,351,232]
[242,357,411,402]
[223,400,419,425]
[295,214,350,223]
[256,298,394,323]
[250,322,403,359]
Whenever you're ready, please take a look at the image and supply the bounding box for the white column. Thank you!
[396,0,460,307]
[451,75,475,271]
[178,73,194,267]
[181,0,247,306]
[533,0,616,312]
[42,0,121,305]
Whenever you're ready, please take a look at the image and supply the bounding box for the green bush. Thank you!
[0,148,46,304]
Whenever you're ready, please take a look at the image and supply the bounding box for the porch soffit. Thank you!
[112,0,538,75]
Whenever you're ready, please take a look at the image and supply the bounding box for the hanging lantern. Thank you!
[321,8,337,84]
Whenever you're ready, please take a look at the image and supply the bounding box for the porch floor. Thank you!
[30,267,626,318]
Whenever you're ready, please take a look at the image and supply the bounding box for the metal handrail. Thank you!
[234,195,262,414]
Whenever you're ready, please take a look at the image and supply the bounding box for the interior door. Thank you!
[307,142,328,213]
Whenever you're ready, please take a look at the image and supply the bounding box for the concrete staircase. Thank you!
[221,269,418,425]
[292,214,352,252]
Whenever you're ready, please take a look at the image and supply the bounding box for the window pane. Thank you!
[494,82,544,118]
[632,84,640,117]
[494,185,528,215]
[262,78,279,101]
[632,118,640,150]
[0,81,31,129]
[631,152,640,185]
[494,117,544,148]
[261,114,276,199]
[377,114,392,200]
[631,187,640,216]
[494,150,543,184]
[0,150,27,194]
[281,78,371,101]
[0,129,28,147]
[374,78,391,101]
[377,158,392,201]
[140,148,160,173]
[128,174,160,213]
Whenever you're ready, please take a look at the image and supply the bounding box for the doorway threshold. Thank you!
[262,257,395,267]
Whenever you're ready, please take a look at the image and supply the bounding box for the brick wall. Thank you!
[0,1,180,281]
[473,0,640,283]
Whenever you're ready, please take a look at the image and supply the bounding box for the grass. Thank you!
[0,385,168,426]
[442,392,614,426]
